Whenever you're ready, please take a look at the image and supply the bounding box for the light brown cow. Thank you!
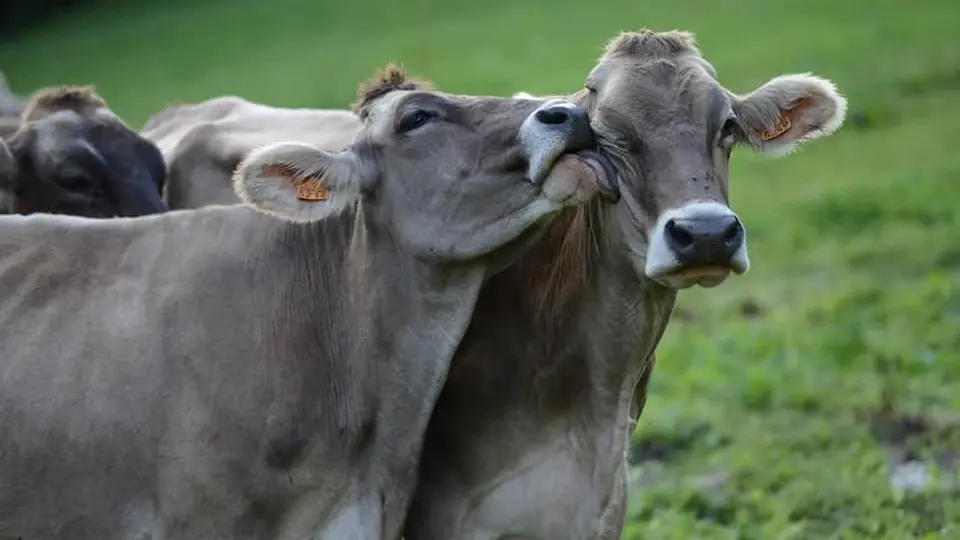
[402,29,846,540]
[141,97,361,209]
[0,65,616,540]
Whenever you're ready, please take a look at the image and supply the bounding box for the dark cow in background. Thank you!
[141,96,361,209]
[0,65,616,540]
[0,86,167,217]
[402,29,847,540]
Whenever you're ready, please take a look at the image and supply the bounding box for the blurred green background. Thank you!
[2,0,959,537]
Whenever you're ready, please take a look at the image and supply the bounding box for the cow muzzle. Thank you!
[520,100,619,203]
[644,201,750,289]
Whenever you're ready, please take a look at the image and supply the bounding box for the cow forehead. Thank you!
[25,108,128,168]
[598,57,731,128]
[30,110,84,157]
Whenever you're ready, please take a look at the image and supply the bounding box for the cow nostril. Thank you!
[723,219,743,246]
[665,219,694,248]
[535,108,570,125]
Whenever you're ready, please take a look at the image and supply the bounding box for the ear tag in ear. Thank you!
[296,180,330,202]
[759,115,792,141]
[261,164,330,202]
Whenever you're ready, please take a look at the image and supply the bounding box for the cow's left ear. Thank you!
[233,142,375,223]
[732,74,847,157]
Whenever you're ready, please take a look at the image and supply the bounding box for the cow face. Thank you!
[0,86,168,218]
[582,30,846,289]
[233,64,617,263]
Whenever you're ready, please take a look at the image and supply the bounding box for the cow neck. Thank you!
[441,200,676,433]
[346,208,489,536]
[526,200,676,416]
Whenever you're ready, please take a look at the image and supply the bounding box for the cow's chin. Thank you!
[539,152,616,207]
[649,266,734,289]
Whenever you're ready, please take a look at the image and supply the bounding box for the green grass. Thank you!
[3,0,959,537]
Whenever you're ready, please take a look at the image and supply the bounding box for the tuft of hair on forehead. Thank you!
[349,62,434,119]
[21,85,107,122]
[603,29,700,60]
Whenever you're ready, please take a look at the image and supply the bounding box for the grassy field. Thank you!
[3,0,959,537]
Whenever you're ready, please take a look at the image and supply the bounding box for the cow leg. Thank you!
[310,488,382,540]
[594,461,629,540]
[594,353,657,540]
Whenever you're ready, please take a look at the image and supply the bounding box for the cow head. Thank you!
[0,86,168,217]
[233,63,617,263]
[579,30,846,289]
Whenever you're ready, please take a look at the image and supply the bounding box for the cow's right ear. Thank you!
[233,142,373,223]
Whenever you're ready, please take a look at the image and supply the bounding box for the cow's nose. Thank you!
[664,215,744,267]
[534,104,595,150]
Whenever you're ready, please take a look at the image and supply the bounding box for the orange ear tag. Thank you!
[759,115,792,141]
[296,180,330,202]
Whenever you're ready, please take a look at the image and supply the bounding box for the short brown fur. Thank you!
[21,86,106,122]
[517,204,599,330]
[350,63,434,119]
[604,29,699,60]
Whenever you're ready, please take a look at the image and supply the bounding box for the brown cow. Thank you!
[141,97,361,209]
[402,29,846,540]
[0,86,168,217]
[0,65,616,540]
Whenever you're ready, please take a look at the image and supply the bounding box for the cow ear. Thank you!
[233,142,372,223]
[732,74,846,157]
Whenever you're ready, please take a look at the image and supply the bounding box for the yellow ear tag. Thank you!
[261,164,330,202]
[296,180,330,202]
[759,115,792,141]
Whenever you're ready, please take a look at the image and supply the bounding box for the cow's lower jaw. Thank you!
[652,265,732,289]
[643,201,750,289]
[539,151,618,207]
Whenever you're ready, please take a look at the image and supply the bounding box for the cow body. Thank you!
[403,207,674,540]
[0,207,385,539]
[141,97,361,209]
[404,30,847,540]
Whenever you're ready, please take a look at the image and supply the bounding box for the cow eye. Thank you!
[396,109,436,134]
